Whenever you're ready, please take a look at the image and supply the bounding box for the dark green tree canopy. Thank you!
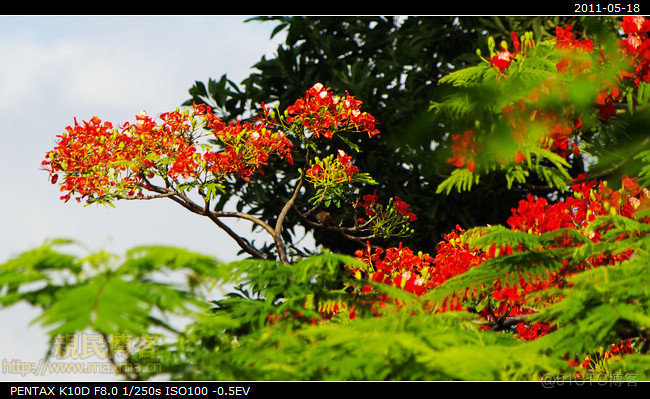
[184,16,600,255]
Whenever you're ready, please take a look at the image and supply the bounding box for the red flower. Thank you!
[43,104,294,203]
[488,31,534,74]
[393,196,417,221]
[621,16,650,35]
[446,129,479,172]
[306,163,326,180]
[490,50,513,72]
[363,191,378,204]
[514,150,525,164]
[285,83,380,139]
[337,149,359,178]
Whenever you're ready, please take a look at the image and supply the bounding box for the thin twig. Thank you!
[292,205,379,248]
[144,183,268,260]
[273,150,312,264]
[100,332,140,381]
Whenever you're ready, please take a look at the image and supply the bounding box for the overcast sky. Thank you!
[0,15,287,381]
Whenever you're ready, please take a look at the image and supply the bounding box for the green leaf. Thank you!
[436,168,480,194]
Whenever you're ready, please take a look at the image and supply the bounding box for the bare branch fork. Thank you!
[135,182,274,262]
[124,179,376,266]
[128,159,309,264]
[117,146,381,264]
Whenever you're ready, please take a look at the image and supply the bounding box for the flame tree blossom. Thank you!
[43,84,415,265]
[42,104,294,205]
[283,83,380,139]
[347,174,649,353]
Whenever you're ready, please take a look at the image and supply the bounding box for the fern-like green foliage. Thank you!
[176,310,563,381]
[428,210,650,379]
[436,168,481,195]
[4,221,650,381]
[208,252,370,334]
[635,149,650,188]
[429,21,650,195]
[0,240,222,379]
[526,212,650,360]
[120,249,578,380]
[532,257,650,356]
[0,238,80,308]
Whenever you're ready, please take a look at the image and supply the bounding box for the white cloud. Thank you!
[0,32,73,110]
[0,16,284,115]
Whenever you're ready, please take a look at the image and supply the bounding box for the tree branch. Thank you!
[292,205,379,248]
[100,332,141,381]
[273,149,311,264]
[143,183,268,260]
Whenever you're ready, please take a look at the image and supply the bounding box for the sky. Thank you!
[0,15,288,381]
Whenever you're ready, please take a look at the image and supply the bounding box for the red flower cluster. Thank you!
[393,196,417,222]
[516,322,556,341]
[565,338,635,372]
[42,104,294,203]
[602,338,636,360]
[555,25,594,53]
[428,226,486,288]
[335,149,359,178]
[446,129,480,172]
[489,32,535,74]
[446,82,584,169]
[285,83,380,139]
[619,16,650,87]
[349,226,485,302]
[355,191,418,236]
[478,177,648,340]
[305,149,359,184]
[356,190,379,220]
[507,175,650,242]
[350,242,436,297]
[555,18,650,122]
[552,25,623,125]
[305,163,326,181]
[205,120,294,181]
[506,194,574,235]
[503,94,582,160]
[348,223,559,336]
[554,25,622,123]
[347,175,649,344]
[594,84,621,122]
[490,50,514,73]
[42,112,186,202]
[494,31,596,162]
[488,176,648,339]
